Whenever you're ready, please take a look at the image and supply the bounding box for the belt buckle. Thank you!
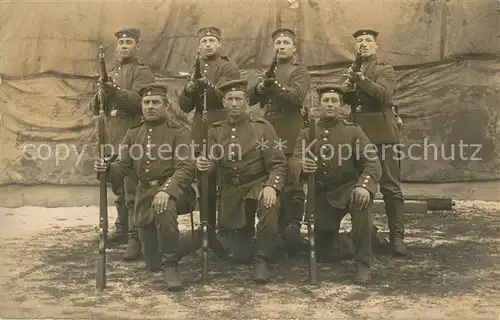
[110,109,118,116]
[231,176,240,185]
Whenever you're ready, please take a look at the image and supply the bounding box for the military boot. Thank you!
[164,264,183,292]
[354,262,371,284]
[253,258,271,284]
[283,223,303,258]
[123,237,142,261]
[316,231,335,262]
[386,199,408,257]
[107,202,129,244]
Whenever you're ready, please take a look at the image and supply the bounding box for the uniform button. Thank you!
[366,175,371,179]
[112,78,116,83]
[323,137,328,141]
[231,135,235,139]
[364,179,368,183]
[148,128,153,132]
[118,67,121,71]
[204,63,208,67]
[324,130,329,134]
[276,176,280,179]
[147,135,151,139]
[203,70,207,73]
[147,160,150,164]
[232,159,236,162]
[145,169,149,172]
[362,184,367,187]
[231,128,236,132]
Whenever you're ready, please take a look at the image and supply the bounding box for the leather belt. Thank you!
[224,170,266,186]
[139,177,167,188]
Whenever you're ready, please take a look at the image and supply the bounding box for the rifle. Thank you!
[343,48,363,112]
[306,91,318,285]
[195,48,210,281]
[263,49,279,87]
[96,44,113,291]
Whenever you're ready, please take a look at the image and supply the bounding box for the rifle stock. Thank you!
[306,92,319,285]
[96,44,112,291]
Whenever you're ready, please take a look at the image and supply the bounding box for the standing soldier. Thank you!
[344,28,407,256]
[289,83,382,283]
[196,79,288,284]
[94,83,195,291]
[247,28,311,255]
[90,28,156,261]
[179,26,240,245]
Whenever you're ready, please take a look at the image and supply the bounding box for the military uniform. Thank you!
[289,84,382,275]
[179,26,240,231]
[344,29,406,254]
[106,84,195,290]
[205,79,288,283]
[90,28,156,257]
[247,28,311,252]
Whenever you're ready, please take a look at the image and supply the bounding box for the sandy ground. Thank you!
[1,201,500,319]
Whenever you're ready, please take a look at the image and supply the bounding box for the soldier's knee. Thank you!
[155,201,178,231]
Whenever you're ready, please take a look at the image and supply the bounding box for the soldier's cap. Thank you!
[139,83,168,98]
[316,83,345,97]
[218,79,248,96]
[272,28,296,41]
[115,28,141,41]
[352,28,379,38]
[197,27,222,40]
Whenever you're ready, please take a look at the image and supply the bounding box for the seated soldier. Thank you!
[94,83,195,292]
[288,83,382,283]
[196,79,288,284]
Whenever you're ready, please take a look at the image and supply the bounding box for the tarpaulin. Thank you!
[0,0,499,186]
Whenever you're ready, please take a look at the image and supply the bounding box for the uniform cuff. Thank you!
[159,177,182,200]
[356,174,378,196]
[265,174,284,191]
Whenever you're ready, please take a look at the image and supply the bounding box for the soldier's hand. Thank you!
[259,186,277,208]
[196,156,211,171]
[152,191,170,214]
[185,80,198,94]
[98,81,117,96]
[347,66,365,83]
[256,81,267,94]
[94,158,109,172]
[350,186,371,211]
[302,157,318,173]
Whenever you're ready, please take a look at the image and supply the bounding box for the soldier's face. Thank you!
[318,92,342,119]
[116,37,139,59]
[355,35,378,57]
[273,37,296,59]
[223,91,248,117]
[141,96,167,121]
[199,36,222,57]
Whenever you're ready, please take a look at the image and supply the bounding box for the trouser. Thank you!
[216,198,279,263]
[138,198,183,271]
[278,153,306,248]
[377,144,405,240]
[315,192,373,267]
[111,175,138,239]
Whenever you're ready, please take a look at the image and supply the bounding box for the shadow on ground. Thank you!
[3,204,500,319]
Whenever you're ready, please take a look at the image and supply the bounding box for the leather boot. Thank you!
[316,231,335,262]
[253,259,271,284]
[354,262,371,284]
[386,199,408,257]
[164,264,183,291]
[106,202,129,244]
[390,237,408,257]
[123,237,142,261]
[283,223,303,258]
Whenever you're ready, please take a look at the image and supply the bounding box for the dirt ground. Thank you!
[1,201,499,320]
